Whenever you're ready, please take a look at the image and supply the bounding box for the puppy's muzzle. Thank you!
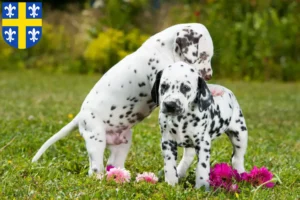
[199,69,212,81]
[162,100,183,115]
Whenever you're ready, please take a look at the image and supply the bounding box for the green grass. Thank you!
[0,71,299,199]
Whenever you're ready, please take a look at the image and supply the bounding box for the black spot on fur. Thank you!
[138,82,146,87]
[171,128,177,134]
[241,126,247,131]
[111,106,116,110]
[239,110,243,117]
[139,93,148,97]
[173,123,178,128]
[177,115,182,122]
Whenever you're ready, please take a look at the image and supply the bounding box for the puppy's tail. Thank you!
[32,115,79,162]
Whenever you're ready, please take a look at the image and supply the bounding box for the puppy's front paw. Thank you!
[232,158,245,174]
[165,177,179,186]
[195,180,210,191]
[177,166,187,178]
[95,173,105,180]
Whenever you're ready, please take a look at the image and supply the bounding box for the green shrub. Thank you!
[168,0,300,81]
[0,22,87,73]
[84,28,149,73]
[0,0,299,81]
[99,0,149,31]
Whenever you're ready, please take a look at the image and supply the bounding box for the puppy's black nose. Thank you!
[162,101,181,114]
[204,74,212,80]
[164,101,177,111]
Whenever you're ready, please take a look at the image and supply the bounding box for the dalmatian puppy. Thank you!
[151,62,248,189]
[32,23,217,176]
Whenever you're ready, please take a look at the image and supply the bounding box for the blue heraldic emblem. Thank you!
[2,2,42,49]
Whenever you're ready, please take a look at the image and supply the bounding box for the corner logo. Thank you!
[2,2,42,49]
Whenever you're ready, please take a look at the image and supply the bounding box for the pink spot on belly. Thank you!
[106,132,128,145]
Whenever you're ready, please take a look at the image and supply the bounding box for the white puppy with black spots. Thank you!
[151,62,248,189]
[32,23,220,176]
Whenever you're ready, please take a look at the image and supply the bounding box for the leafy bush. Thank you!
[84,28,149,73]
[0,23,86,73]
[167,0,300,81]
[0,0,299,81]
[99,0,149,31]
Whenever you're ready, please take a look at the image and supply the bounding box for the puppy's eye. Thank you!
[160,83,170,95]
[180,83,191,94]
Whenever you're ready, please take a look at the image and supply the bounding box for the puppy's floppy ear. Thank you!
[196,77,214,111]
[151,70,163,105]
[173,26,203,64]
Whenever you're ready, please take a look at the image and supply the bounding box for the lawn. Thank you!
[0,71,299,199]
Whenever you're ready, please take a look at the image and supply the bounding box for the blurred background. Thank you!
[0,0,299,81]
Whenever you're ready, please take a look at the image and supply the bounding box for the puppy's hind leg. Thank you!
[226,109,248,173]
[107,129,132,168]
[177,147,195,178]
[79,119,106,176]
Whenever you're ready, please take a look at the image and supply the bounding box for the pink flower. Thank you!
[245,166,275,188]
[106,167,131,184]
[106,165,115,172]
[229,184,239,193]
[136,172,158,184]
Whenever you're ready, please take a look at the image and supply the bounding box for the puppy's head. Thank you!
[151,62,214,116]
[173,24,214,81]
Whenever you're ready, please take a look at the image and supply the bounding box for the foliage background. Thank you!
[0,0,299,80]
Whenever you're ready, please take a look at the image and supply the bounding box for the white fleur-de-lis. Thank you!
[28,4,40,18]
[28,28,40,43]
[4,28,16,43]
[4,4,16,18]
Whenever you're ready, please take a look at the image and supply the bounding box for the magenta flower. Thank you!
[245,166,275,188]
[106,167,131,184]
[209,163,239,191]
[240,172,251,181]
[136,172,158,184]
[106,165,115,172]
